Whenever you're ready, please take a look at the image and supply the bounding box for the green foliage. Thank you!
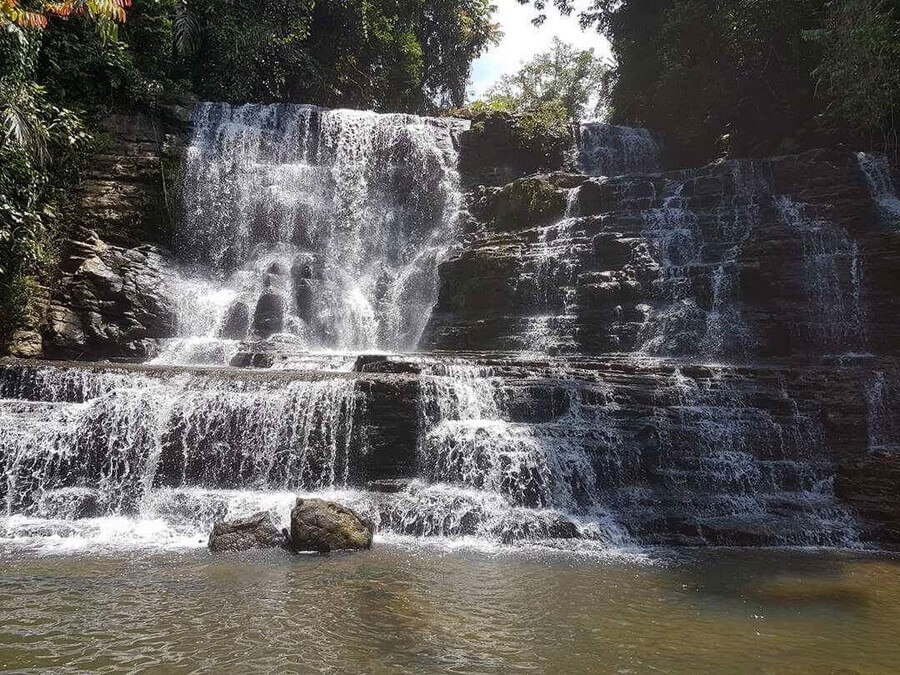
[453,98,572,173]
[807,0,900,155]
[1,26,90,280]
[0,273,40,345]
[0,24,92,347]
[185,0,499,111]
[484,37,609,119]
[491,176,566,230]
[519,0,900,164]
[511,98,570,149]
[187,0,315,104]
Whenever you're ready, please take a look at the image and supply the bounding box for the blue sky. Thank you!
[468,0,613,100]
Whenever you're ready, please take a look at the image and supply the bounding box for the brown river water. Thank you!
[1,545,899,673]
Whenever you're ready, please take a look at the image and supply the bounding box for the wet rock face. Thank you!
[43,230,177,360]
[208,511,287,552]
[220,302,250,340]
[424,150,900,359]
[7,109,189,361]
[457,110,574,187]
[289,498,373,553]
[469,176,569,232]
[252,292,285,338]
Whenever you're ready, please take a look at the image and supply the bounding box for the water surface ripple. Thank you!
[1,547,898,673]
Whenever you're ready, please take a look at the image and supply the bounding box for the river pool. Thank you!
[1,543,898,673]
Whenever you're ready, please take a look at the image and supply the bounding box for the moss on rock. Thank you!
[472,176,568,232]
[454,102,574,187]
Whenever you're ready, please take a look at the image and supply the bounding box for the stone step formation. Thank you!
[1,106,898,553]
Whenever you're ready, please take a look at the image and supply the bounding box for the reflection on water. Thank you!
[1,547,899,672]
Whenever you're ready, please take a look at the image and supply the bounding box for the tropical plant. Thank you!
[181,0,498,111]
[2,0,131,41]
[0,21,90,343]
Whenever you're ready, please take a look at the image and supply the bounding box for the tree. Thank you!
[1,0,131,41]
[484,37,610,119]
[514,0,900,164]
[182,0,499,112]
[808,0,900,158]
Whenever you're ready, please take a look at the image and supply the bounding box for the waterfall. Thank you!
[775,196,868,353]
[578,122,662,176]
[385,362,629,546]
[523,188,580,355]
[0,364,357,546]
[369,359,859,548]
[856,152,900,229]
[867,370,900,453]
[637,162,764,356]
[2,104,886,554]
[633,367,858,546]
[164,102,468,362]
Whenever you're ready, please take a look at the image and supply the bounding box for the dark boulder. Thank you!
[288,498,374,553]
[592,233,632,266]
[365,479,413,493]
[457,110,574,187]
[291,256,316,282]
[42,230,178,360]
[37,488,102,520]
[294,279,315,321]
[252,292,285,337]
[267,262,289,277]
[208,511,287,552]
[220,302,250,340]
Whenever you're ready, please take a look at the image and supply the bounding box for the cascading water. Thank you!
[1,105,887,555]
[578,122,662,176]
[635,367,858,546]
[523,188,580,355]
[775,196,867,353]
[867,369,900,453]
[0,95,477,547]
[0,364,358,548]
[636,161,766,355]
[397,362,628,546]
[857,152,900,229]
[164,102,468,362]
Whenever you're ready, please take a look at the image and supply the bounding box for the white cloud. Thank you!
[468,0,612,100]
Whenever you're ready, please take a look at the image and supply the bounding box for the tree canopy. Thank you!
[483,37,609,119]
[517,0,900,164]
[175,0,499,111]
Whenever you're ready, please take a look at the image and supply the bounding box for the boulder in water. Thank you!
[288,498,374,553]
[294,278,315,321]
[220,301,250,340]
[37,487,102,520]
[208,511,287,552]
[252,292,285,337]
[290,256,317,284]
